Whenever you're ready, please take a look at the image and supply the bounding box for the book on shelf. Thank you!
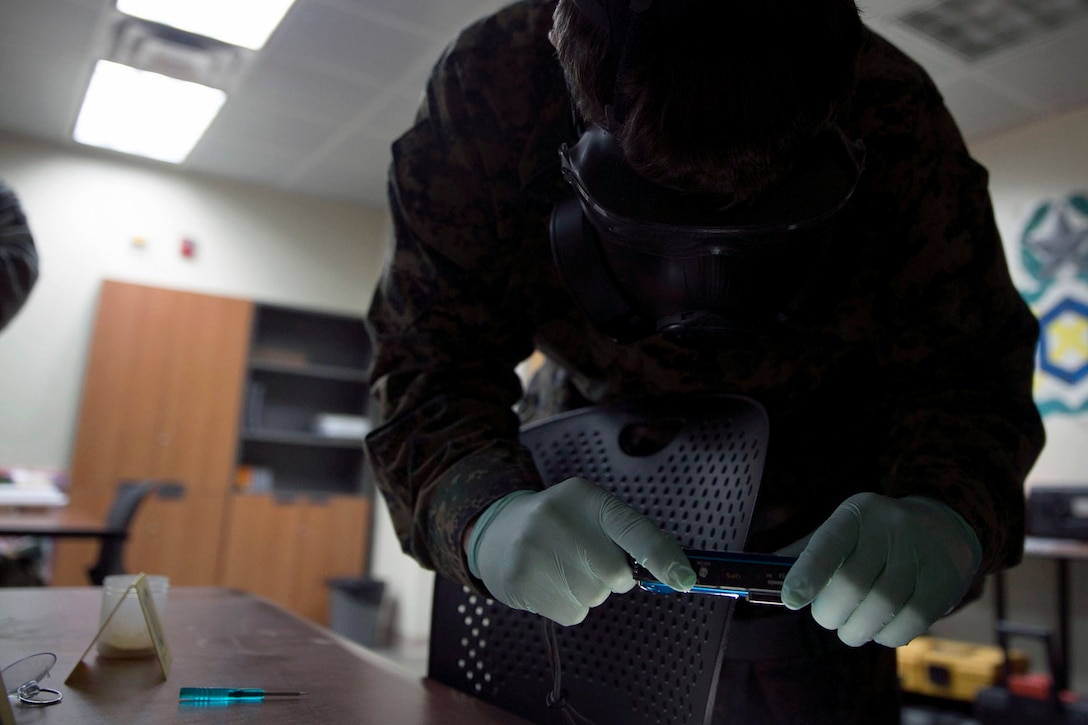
[244,381,265,430]
[235,465,274,494]
[251,347,309,367]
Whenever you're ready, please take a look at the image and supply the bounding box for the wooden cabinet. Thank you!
[126,494,231,584]
[54,281,373,626]
[217,493,370,625]
[53,281,251,586]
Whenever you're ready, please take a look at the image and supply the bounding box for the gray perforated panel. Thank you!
[429,395,769,725]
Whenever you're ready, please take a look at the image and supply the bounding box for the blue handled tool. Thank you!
[178,687,306,703]
[631,549,797,605]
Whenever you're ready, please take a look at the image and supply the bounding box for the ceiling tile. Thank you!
[939,75,1045,139]
[288,120,394,203]
[364,91,424,139]
[294,149,390,204]
[241,56,380,128]
[186,134,303,190]
[866,18,966,83]
[895,0,1088,61]
[981,19,1088,113]
[267,2,435,83]
[0,0,110,139]
[390,61,439,103]
[0,45,91,140]
[1,0,1086,207]
[0,0,104,54]
[312,0,506,36]
[201,98,337,156]
[858,0,932,19]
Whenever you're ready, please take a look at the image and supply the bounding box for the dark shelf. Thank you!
[242,429,366,449]
[249,304,370,369]
[249,359,368,383]
[236,303,373,497]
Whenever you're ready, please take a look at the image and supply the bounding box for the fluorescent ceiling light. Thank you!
[115,0,297,50]
[74,60,227,164]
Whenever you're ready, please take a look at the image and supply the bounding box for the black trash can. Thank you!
[327,577,386,648]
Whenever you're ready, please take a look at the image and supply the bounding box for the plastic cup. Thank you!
[96,574,169,658]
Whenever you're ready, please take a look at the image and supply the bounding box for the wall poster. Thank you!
[1018,192,1088,416]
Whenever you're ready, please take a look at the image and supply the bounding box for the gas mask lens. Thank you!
[550,125,865,344]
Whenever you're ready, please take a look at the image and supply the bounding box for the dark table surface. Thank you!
[0,508,117,538]
[0,586,527,724]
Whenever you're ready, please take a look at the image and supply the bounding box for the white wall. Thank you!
[0,130,387,466]
[927,104,1088,692]
[0,130,439,643]
[971,105,1088,486]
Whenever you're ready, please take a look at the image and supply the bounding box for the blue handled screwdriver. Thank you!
[179,687,307,703]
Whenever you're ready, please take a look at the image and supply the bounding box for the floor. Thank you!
[901,705,979,725]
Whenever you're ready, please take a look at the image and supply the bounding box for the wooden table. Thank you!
[0,587,527,724]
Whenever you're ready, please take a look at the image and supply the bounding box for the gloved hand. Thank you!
[466,477,696,626]
[780,492,981,648]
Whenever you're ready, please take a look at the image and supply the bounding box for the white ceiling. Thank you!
[1,0,1086,209]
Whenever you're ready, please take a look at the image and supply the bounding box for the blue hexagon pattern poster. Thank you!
[1017,192,1088,416]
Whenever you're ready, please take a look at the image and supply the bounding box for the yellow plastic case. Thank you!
[897,636,1028,702]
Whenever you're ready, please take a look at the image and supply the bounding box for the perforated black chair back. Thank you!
[428,394,769,725]
[86,479,180,586]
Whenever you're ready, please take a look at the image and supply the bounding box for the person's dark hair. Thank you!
[553,0,864,206]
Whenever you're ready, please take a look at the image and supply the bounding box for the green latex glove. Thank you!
[466,477,696,626]
[780,492,981,648]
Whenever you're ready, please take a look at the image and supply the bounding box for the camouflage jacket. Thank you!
[0,179,39,331]
[365,0,1045,595]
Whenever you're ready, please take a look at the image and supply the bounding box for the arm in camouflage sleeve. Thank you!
[0,180,39,331]
[365,209,543,590]
[777,36,1044,638]
[364,9,559,591]
[855,46,1045,590]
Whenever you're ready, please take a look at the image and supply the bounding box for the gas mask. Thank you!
[549,0,866,345]
[549,124,865,345]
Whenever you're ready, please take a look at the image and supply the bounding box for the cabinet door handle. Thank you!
[155,481,186,500]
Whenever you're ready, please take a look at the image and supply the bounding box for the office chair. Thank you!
[428,394,769,725]
[86,479,181,586]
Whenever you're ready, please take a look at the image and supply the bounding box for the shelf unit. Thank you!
[228,303,374,625]
[237,304,372,496]
[59,282,374,625]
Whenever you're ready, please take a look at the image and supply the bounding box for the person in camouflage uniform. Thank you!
[365,1,1045,722]
[0,179,38,331]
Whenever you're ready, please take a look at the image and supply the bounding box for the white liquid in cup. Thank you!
[96,574,169,658]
